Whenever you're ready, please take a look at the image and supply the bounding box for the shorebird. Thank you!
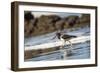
[52,30,77,59]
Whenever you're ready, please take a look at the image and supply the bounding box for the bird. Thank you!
[52,30,77,59]
[56,31,76,47]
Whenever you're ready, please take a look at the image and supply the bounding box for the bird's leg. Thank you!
[60,39,67,60]
[67,40,73,56]
[67,40,73,50]
[63,40,66,47]
[62,40,68,60]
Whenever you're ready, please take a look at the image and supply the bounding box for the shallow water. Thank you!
[26,40,90,61]
[25,26,90,61]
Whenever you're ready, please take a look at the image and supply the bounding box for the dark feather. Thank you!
[62,35,76,40]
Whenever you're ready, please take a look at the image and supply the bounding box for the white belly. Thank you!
[60,37,64,41]
[60,37,66,46]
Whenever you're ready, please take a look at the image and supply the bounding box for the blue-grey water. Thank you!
[25,26,90,61]
[26,41,90,61]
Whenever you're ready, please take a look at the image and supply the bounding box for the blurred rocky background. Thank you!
[24,12,90,37]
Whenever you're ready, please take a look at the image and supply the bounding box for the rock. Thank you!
[24,14,90,37]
